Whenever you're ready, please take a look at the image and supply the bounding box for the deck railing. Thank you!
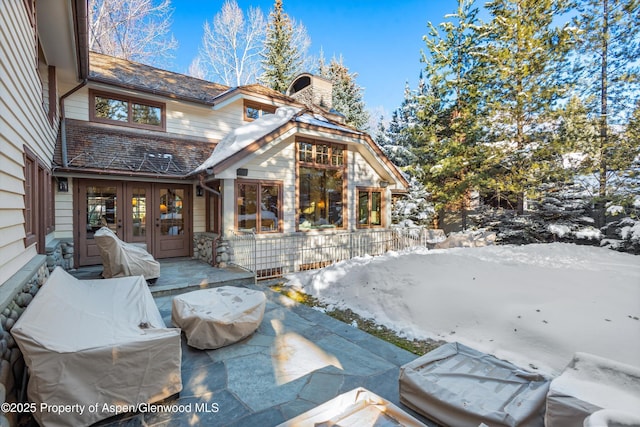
[227,227,432,280]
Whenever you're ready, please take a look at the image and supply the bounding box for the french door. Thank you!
[77,180,191,266]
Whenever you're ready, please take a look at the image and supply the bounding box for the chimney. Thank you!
[287,73,333,110]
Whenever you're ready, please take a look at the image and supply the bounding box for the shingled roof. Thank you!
[55,120,217,177]
[89,52,230,105]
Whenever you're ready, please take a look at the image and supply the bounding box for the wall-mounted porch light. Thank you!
[379,180,389,188]
[196,185,204,197]
[57,177,69,192]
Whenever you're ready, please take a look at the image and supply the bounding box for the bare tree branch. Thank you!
[197,0,266,86]
[89,0,178,67]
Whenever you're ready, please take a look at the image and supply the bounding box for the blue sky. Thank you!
[169,1,462,118]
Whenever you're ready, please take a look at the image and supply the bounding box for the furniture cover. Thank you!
[94,226,160,280]
[172,286,266,350]
[545,352,640,427]
[399,342,549,427]
[277,387,428,427]
[11,267,182,427]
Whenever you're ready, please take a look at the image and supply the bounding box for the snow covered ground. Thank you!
[286,243,640,377]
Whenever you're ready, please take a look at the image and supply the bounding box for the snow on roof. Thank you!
[295,113,362,135]
[193,107,364,175]
[193,106,300,174]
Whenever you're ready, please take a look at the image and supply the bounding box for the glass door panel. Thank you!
[154,185,190,258]
[159,188,185,235]
[131,187,148,238]
[86,185,118,238]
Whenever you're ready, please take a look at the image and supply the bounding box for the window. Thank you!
[297,140,346,230]
[243,101,276,121]
[47,66,57,125]
[24,153,36,247]
[236,181,281,233]
[357,188,383,228]
[23,147,54,252]
[90,90,165,130]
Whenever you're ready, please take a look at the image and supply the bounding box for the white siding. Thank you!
[54,179,74,239]
[167,99,244,141]
[192,183,206,233]
[62,85,89,121]
[0,0,58,286]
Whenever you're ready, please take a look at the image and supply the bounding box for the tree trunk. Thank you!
[599,0,609,199]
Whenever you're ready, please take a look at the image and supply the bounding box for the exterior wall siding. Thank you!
[192,184,206,233]
[65,87,246,142]
[0,1,58,286]
[54,179,74,239]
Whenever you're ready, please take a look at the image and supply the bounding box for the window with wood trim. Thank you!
[90,90,166,130]
[357,188,383,228]
[297,140,346,230]
[24,151,37,247]
[236,180,281,233]
[23,0,37,54]
[47,66,57,125]
[23,148,54,252]
[243,101,276,121]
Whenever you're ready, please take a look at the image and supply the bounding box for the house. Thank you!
[53,57,408,270]
[0,0,408,416]
[1,0,408,281]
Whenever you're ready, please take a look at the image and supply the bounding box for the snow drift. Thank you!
[286,243,640,376]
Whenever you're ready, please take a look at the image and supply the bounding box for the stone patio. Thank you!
[25,259,437,426]
[92,286,435,427]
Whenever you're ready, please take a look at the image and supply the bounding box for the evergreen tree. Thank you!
[319,56,370,130]
[377,80,426,168]
[572,0,640,199]
[391,177,435,228]
[414,0,490,226]
[260,0,301,92]
[481,0,575,213]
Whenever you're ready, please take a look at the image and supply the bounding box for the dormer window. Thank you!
[90,90,165,131]
[244,100,276,121]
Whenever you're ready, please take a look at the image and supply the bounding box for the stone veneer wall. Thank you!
[0,255,49,427]
[193,233,216,265]
[45,239,74,271]
[193,233,231,268]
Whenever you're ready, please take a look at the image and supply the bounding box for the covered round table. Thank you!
[172,286,266,349]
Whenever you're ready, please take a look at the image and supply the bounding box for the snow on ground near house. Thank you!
[286,243,640,377]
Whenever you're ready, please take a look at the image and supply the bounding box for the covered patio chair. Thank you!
[94,226,160,281]
[11,267,182,427]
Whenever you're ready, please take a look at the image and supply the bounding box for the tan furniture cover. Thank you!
[11,267,182,427]
[399,342,549,427]
[277,387,428,427]
[545,352,640,427]
[172,286,266,350]
[94,226,160,280]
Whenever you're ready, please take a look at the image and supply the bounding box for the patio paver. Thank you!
[22,260,436,426]
[93,285,436,427]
